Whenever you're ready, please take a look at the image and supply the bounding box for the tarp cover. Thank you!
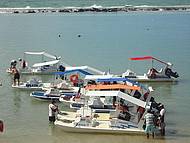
[129,56,153,61]
[129,56,169,65]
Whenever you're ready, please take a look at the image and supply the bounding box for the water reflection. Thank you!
[12,90,22,113]
[141,82,179,98]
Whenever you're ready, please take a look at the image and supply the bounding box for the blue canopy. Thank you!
[96,77,141,86]
[54,69,93,76]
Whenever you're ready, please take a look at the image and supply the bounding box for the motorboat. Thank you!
[12,78,50,90]
[30,87,79,101]
[55,106,145,134]
[54,66,106,86]
[60,94,115,112]
[7,51,61,75]
[122,56,179,82]
[7,51,106,76]
[54,79,163,134]
[59,75,139,111]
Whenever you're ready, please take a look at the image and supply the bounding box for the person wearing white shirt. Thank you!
[49,100,58,123]
[159,105,166,136]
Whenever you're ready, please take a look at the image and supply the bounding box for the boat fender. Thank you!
[0,120,4,132]
[70,74,79,83]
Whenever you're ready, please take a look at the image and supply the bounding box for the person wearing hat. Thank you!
[10,60,17,68]
[48,100,59,123]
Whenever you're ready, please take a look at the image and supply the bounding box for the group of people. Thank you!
[10,59,59,123]
[8,59,168,139]
[144,104,166,139]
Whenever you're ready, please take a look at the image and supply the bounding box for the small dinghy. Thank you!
[30,88,78,101]
[122,56,179,82]
[12,78,50,90]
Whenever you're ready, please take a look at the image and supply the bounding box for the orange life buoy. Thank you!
[0,120,4,132]
[70,74,79,83]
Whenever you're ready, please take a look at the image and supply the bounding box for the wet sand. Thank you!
[0,5,190,14]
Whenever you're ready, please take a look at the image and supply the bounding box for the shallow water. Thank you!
[0,12,190,143]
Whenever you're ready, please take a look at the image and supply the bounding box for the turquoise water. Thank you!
[0,12,190,143]
[0,0,190,8]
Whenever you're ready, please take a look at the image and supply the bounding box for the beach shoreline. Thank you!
[0,5,190,14]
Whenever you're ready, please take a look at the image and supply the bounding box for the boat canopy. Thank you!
[65,66,88,71]
[95,77,149,91]
[129,56,153,61]
[24,51,59,60]
[85,84,140,90]
[54,69,93,76]
[66,66,105,75]
[32,60,60,67]
[129,56,170,66]
[85,75,114,80]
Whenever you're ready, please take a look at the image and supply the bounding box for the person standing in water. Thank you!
[159,105,166,136]
[49,100,59,123]
[12,67,20,86]
[144,109,155,139]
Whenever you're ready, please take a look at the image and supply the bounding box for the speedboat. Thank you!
[55,79,163,134]
[7,51,106,77]
[12,78,50,90]
[122,56,179,82]
[55,106,145,134]
[7,51,61,75]
[60,94,115,112]
[30,87,79,101]
[59,75,139,111]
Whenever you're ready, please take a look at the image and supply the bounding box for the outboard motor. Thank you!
[165,68,179,78]
[59,65,65,72]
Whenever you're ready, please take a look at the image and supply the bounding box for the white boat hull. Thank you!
[128,76,178,82]
[55,120,144,135]
[12,85,43,90]
[7,68,58,75]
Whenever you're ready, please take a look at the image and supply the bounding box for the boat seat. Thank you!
[96,113,110,121]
